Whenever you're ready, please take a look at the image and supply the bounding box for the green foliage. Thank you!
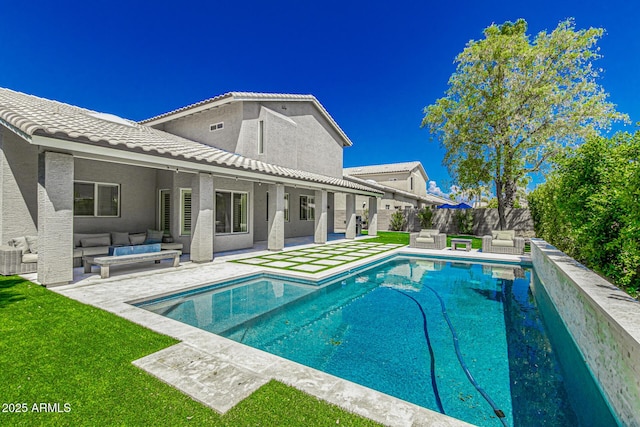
[0,276,381,426]
[529,132,640,297]
[417,206,434,228]
[454,209,474,234]
[389,210,407,231]
[422,18,629,229]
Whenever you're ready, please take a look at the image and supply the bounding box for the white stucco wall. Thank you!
[0,128,38,243]
[151,100,345,179]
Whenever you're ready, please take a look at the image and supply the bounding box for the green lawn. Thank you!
[0,276,381,426]
[363,231,530,252]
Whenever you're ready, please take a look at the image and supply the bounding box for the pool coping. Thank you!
[48,245,529,426]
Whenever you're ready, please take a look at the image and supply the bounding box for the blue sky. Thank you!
[1,0,638,198]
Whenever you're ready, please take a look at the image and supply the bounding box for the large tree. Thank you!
[422,18,629,229]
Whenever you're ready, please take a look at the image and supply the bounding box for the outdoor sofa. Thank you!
[0,231,183,276]
[410,229,447,250]
[482,230,525,255]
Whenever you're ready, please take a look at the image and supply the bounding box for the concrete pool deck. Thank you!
[26,239,530,426]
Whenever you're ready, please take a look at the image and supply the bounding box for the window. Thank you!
[385,204,390,210]
[258,120,265,154]
[180,189,192,236]
[284,193,290,222]
[73,181,120,217]
[159,189,171,235]
[209,122,224,132]
[300,195,315,221]
[216,191,248,234]
[410,176,414,190]
[266,192,289,222]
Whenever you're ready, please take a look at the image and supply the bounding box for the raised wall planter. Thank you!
[531,239,640,426]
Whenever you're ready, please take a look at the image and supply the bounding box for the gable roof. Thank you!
[0,87,379,195]
[344,175,448,205]
[140,92,353,147]
[344,161,428,181]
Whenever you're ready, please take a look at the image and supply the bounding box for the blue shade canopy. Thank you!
[437,202,473,209]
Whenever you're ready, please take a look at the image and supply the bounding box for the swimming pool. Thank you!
[136,256,619,426]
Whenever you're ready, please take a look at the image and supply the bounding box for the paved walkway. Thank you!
[233,241,405,272]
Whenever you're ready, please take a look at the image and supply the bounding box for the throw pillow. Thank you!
[111,232,130,246]
[8,237,30,254]
[144,229,164,244]
[80,236,112,247]
[129,233,147,245]
[25,235,38,254]
[496,231,513,241]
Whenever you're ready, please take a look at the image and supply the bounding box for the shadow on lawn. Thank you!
[0,277,28,308]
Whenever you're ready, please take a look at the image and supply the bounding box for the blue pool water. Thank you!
[137,256,619,427]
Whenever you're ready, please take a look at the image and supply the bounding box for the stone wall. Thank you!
[367,208,534,236]
[531,239,640,426]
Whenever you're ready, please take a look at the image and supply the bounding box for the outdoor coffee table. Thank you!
[451,238,472,251]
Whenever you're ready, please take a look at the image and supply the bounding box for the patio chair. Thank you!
[410,229,446,250]
[482,230,524,255]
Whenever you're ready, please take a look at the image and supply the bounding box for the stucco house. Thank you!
[334,162,449,229]
[0,88,382,286]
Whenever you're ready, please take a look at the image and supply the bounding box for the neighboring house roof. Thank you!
[0,87,380,195]
[344,161,428,181]
[343,175,447,205]
[140,92,353,147]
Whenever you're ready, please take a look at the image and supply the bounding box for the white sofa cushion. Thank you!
[22,253,38,263]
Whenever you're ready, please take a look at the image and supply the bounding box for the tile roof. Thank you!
[0,87,379,195]
[344,161,424,176]
[343,175,448,205]
[140,91,353,147]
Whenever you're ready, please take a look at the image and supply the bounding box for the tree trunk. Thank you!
[495,179,507,230]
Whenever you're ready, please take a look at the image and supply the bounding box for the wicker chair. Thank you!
[410,229,447,250]
[482,230,524,255]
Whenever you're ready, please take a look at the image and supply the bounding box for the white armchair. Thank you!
[482,230,525,255]
[410,229,447,250]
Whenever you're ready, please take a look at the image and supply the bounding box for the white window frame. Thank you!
[216,190,250,235]
[299,195,315,221]
[73,180,120,217]
[180,188,192,236]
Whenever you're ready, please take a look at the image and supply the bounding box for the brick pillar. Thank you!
[190,173,214,263]
[314,189,327,244]
[37,151,73,286]
[268,183,284,251]
[368,196,378,237]
[345,193,356,239]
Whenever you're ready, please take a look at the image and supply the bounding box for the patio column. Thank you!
[190,173,214,263]
[314,189,327,244]
[267,183,284,251]
[367,196,378,237]
[37,151,74,286]
[345,193,356,239]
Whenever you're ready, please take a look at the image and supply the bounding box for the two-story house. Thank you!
[0,88,382,286]
[334,162,449,229]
